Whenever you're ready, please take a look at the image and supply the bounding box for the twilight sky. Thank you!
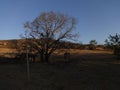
[0,0,120,44]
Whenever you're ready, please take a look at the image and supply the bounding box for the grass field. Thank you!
[0,49,120,90]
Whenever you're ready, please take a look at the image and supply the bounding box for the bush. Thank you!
[89,44,96,50]
[114,47,120,55]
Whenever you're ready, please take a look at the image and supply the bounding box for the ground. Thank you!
[0,49,120,90]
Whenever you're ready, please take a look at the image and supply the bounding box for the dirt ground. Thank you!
[0,50,120,90]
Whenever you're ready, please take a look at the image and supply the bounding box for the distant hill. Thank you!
[0,39,20,48]
[0,39,104,50]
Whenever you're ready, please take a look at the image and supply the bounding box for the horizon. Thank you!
[0,0,120,44]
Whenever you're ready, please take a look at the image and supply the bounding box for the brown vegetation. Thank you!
[0,48,119,89]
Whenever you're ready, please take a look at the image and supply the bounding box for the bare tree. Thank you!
[23,11,78,62]
[89,40,97,50]
[105,33,120,54]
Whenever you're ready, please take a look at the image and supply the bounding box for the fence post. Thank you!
[64,52,70,62]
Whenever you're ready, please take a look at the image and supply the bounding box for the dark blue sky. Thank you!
[0,0,120,44]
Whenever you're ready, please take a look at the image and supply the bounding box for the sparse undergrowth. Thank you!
[0,50,119,90]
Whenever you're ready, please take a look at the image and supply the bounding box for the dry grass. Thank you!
[0,48,17,58]
[0,49,120,90]
[0,48,16,53]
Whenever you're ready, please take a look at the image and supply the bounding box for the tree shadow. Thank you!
[69,52,120,66]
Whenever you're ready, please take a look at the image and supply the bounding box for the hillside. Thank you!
[0,39,18,48]
[0,39,105,53]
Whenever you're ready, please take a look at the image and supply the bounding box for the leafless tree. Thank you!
[23,11,78,62]
[89,40,97,50]
[105,33,120,54]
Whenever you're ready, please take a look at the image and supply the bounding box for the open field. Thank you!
[0,49,120,90]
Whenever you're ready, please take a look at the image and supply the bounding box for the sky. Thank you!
[0,0,120,44]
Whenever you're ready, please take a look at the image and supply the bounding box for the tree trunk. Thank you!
[45,54,50,63]
[40,52,44,62]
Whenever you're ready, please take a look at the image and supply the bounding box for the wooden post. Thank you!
[26,38,30,81]
[64,52,70,62]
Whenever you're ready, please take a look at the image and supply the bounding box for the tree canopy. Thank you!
[105,33,120,54]
[23,11,78,62]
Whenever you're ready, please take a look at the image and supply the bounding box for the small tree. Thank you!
[23,11,78,62]
[104,39,113,50]
[89,40,97,50]
[105,33,120,54]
